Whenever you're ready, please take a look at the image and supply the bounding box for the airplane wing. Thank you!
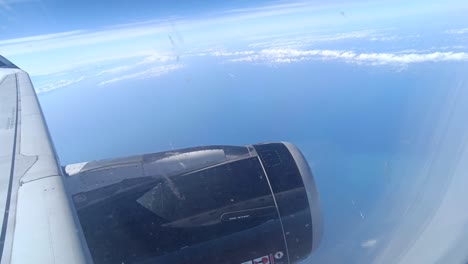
[0,55,322,264]
[0,56,86,263]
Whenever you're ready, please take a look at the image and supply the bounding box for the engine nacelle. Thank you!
[65,142,322,264]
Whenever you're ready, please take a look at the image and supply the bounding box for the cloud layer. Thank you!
[37,76,85,93]
[33,46,468,93]
[446,28,468,34]
[99,64,184,86]
[220,48,468,66]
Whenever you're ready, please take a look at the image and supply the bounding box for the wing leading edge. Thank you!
[0,57,86,263]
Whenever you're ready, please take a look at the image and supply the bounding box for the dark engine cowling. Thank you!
[65,142,322,264]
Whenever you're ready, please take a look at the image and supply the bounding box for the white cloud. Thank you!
[0,2,412,58]
[137,53,174,64]
[369,35,400,41]
[209,1,350,27]
[354,51,468,64]
[221,1,319,15]
[96,65,133,76]
[224,48,468,66]
[361,239,378,248]
[0,2,329,56]
[445,28,468,34]
[212,50,256,57]
[229,56,258,63]
[246,29,398,49]
[0,23,169,56]
[0,30,86,45]
[440,45,466,50]
[99,64,184,86]
[27,49,158,77]
[317,30,378,41]
[37,76,85,93]
[94,53,177,77]
[0,2,338,56]
[33,53,181,92]
[0,0,464,61]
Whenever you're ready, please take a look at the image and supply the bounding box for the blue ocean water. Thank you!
[37,57,466,262]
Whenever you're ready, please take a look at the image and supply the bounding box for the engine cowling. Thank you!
[64,142,322,264]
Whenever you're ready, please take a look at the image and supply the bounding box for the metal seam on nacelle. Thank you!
[254,149,292,264]
[281,142,323,252]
